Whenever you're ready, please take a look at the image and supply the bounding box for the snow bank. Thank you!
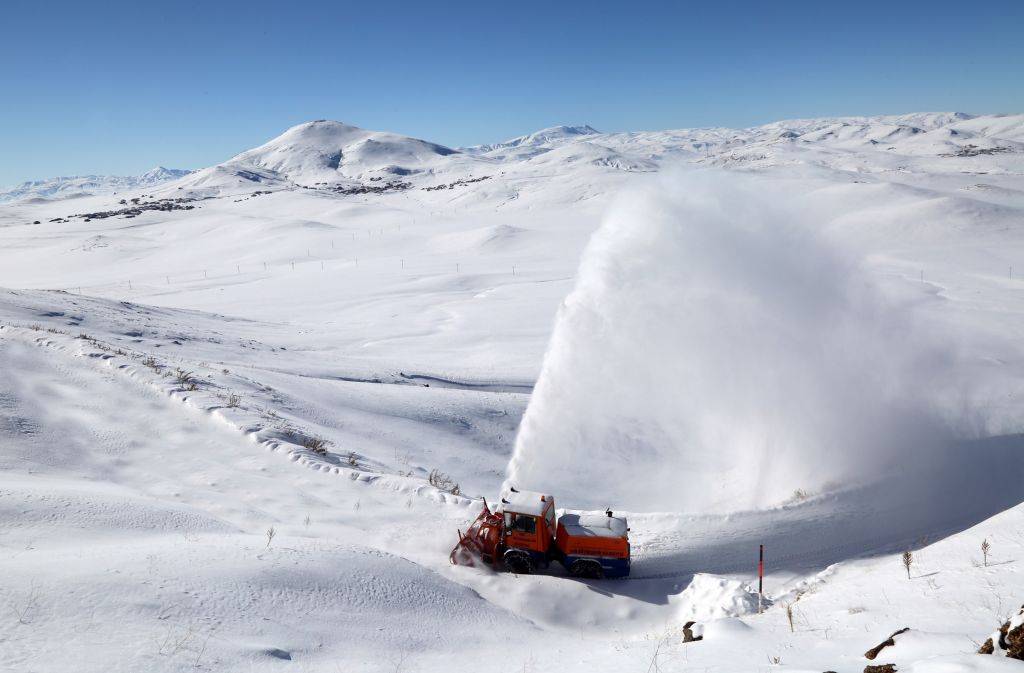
[674,574,762,622]
[507,171,973,512]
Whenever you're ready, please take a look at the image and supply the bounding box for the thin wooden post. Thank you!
[758,544,764,614]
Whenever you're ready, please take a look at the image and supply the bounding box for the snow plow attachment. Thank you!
[450,498,503,567]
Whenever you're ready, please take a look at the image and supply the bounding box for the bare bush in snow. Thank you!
[428,468,460,496]
[302,436,330,454]
[10,581,41,624]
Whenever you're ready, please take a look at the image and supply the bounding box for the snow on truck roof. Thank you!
[499,489,552,516]
[558,513,628,539]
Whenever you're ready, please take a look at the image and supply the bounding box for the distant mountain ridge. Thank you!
[7,111,1024,202]
[0,167,192,203]
[464,125,600,152]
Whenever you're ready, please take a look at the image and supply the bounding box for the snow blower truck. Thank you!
[450,488,630,578]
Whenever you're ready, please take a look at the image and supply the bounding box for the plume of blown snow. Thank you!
[506,171,976,513]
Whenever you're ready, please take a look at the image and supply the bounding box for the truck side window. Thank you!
[510,513,536,534]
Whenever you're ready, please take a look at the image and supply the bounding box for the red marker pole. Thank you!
[758,544,764,614]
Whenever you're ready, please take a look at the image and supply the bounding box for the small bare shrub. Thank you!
[224,393,241,408]
[902,549,914,579]
[142,356,159,370]
[346,451,359,467]
[982,539,991,567]
[184,381,199,391]
[46,328,61,334]
[302,436,330,454]
[265,526,276,548]
[428,468,460,496]
[11,582,40,624]
[29,324,41,331]
[174,368,194,386]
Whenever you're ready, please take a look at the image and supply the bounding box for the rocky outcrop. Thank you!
[979,604,1024,659]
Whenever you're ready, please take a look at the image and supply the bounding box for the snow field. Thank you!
[2,112,1024,671]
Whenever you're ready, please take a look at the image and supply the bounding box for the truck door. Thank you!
[504,512,542,552]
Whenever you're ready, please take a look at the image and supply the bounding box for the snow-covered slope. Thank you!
[0,166,191,203]
[1,111,1023,673]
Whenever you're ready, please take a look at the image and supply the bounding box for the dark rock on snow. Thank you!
[865,627,910,660]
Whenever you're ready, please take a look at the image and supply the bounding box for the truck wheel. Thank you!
[569,559,604,579]
[504,550,534,574]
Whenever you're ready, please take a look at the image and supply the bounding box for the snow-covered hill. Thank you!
[1,112,1023,673]
[464,124,601,160]
[176,120,488,194]
[0,166,191,203]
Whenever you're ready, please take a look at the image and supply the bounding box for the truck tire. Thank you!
[504,550,534,574]
[569,559,604,579]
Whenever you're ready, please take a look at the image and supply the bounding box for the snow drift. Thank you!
[674,574,764,622]
[506,171,975,513]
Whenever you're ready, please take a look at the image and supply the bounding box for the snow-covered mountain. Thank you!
[0,166,191,203]
[130,112,1024,206]
[464,124,601,160]
[1,111,1024,673]
[177,120,487,193]
[9,112,1024,205]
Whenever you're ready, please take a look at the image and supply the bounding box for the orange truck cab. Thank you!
[498,489,630,578]
[499,489,557,573]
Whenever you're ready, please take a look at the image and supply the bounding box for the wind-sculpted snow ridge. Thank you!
[506,171,1004,514]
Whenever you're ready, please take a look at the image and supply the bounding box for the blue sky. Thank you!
[2,0,1022,185]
